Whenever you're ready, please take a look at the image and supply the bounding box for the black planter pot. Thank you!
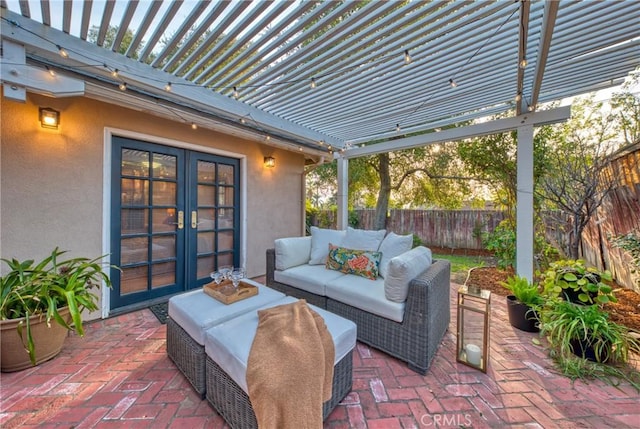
[506,295,540,332]
[561,288,597,305]
[570,337,611,363]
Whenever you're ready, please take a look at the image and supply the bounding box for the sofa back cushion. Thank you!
[326,244,382,280]
[384,246,433,302]
[275,236,312,270]
[340,227,386,251]
[378,232,414,278]
[309,227,346,265]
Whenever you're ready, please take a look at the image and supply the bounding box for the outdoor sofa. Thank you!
[266,227,451,374]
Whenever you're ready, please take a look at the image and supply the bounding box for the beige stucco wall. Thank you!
[0,91,305,318]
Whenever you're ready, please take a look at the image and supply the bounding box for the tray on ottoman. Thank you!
[203,280,258,304]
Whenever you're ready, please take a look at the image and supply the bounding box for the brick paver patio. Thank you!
[1,283,639,428]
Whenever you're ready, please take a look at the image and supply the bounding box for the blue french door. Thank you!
[110,137,240,309]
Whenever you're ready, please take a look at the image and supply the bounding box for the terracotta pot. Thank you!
[0,307,71,372]
[506,295,540,332]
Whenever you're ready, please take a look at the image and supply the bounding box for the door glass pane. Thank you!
[218,186,234,206]
[198,160,216,183]
[152,262,175,288]
[122,149,150,176]
[121,267,148,294]
[152,208,176,233]
[218,208,234,229]
[197,232,215,253]
[121,237,148,264]
[121,179,148,205]
[218,164,234,184]
[121,209,148,234]
[217,253,233,269]
[197,255,215,279]
[153,236,175,260]
[198,184,215,206]
[198,208,216,230]
[218,231,234,251]
[152,181,176,205]
[153,153,176,179]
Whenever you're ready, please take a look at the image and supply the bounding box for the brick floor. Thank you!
[1,284,639,428]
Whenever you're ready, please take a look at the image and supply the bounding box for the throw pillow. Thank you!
[384,246,433,302]
[378,232,414,278]
[340,227,386,251]
[309,226,346,265]
[326,244,381,280]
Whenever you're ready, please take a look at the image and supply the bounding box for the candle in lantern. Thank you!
[465,343,482,366]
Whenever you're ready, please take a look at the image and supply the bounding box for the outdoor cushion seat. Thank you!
[166,281,286,397]
[203,296,357,428]
[273,263,346,296]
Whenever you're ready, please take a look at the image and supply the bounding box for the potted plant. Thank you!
[0,248,112,372]
[539,259,616,305]
[500,275,544,332]
[538,298,636,363]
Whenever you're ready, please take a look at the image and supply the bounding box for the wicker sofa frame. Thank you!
[266,248,451,375]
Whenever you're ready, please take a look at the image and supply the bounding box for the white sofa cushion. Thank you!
[309,227,346,265]
[384,246,433,303]
[274,264,346,296]
[275,236,312,270]
[378,232,414,278]
[340,227,386,251]
[203,296,357,394]
[326,275,406,323]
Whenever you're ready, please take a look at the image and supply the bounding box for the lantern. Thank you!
[457,285,491,372]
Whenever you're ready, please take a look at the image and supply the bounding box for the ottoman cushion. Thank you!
[204,296,357,394]
[168,280,285,344]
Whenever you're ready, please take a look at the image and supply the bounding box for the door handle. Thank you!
[177,210,184,229]
[191,211,197,229]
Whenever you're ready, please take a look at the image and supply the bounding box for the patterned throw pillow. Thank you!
[326,244,382,280]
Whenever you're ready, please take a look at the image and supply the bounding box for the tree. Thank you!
[538,97,617,260]
[610,70,640,147]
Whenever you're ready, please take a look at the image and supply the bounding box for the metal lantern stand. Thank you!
[456,285,491,373]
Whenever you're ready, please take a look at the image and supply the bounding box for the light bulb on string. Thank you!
[165,82,172,92]
[449,78,457,88]
[119,82,127,91]
[233,86,239,99]
[310,77,316,89]
[112,69,119,78]
[240,117,246,124]
[191,122,198,130]
[46,66,56,77]
[404,49,412,65]
[57,45,68,58]
[265,135,271,142]
[396,124,401,132]
[515,93,522,102]
[520,57,527,68]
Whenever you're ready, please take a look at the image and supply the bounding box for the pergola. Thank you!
[2,0,639,280]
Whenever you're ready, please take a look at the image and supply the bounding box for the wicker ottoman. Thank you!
[203,296,357,429]
[167,281,286,397]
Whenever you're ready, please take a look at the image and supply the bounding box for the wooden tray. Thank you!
[203,280,258,305]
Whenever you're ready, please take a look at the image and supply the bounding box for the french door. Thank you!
[110,136,240,309]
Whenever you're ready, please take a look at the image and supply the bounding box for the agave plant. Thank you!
[0,248,113,365]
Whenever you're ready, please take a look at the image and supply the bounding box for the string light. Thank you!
[240,117,246,124]
[449,78,457,88]
[233,86,239,99]
[515,93,522,102]
[396,123,401,132]
[265,135,271,141]
[111,69,119,78]
[191,122,198,129]
[310,77,316,89]
[404,49,412,65]
[46,66,56,77]
[520,57,527,68]
[57,45,68,58]
[164,82,172,92]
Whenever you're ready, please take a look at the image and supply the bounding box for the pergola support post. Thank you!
[336,156,349,230]
[516,125,535,281]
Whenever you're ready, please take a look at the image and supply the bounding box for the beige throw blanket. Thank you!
[247,299,335,429]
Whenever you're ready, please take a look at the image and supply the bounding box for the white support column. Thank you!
[516,125,534,281]
[336,156,349,230]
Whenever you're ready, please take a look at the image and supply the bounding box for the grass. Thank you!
[433,253,493,284]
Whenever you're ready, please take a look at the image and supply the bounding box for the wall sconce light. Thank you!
[39,107,60,129]
[264,156,276,168]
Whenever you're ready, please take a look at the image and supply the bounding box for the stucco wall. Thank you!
[1,92,305,317]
